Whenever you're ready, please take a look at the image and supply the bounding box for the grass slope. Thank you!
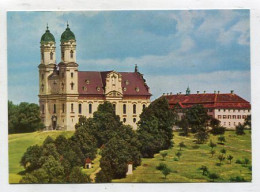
[113,130,252,182]
[9,131,74,183]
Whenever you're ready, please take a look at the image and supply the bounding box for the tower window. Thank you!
[89,103,92,114]
[50,52,53,60]
[133,104,136,114]
[62,104,65,113]
[123,118,126,123]
[41,53,44,61]
[62,52,64,60]
[70,50,73,58]
[71,82,74,90]
[133,118,136,123]
[71,104,74,112]
[79,104,82,114]
[71,72,73,78]
[41,74,44,80]
[41,84,44,92]
[123,104,126,114]
[142,104,146,111]
[42,105,44,114]
[53,104,56,113]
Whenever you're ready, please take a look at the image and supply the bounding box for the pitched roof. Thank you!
[85,158,92,164]
[164,93,251,109]
[78,71,151,96]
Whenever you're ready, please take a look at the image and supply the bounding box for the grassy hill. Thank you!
[9,130,251,183]
[113,130,252,182]
[9,131,74,183]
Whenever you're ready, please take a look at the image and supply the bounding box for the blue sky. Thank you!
[7,10,250,104]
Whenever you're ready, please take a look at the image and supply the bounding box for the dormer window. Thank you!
[50,52,53,60]
[96,87,100,91]
[135,87,140,92]
[85,79,90,84]
[125,80,129,85]
[82,86,87,91]
[123,87,127,92]
[70,50,73,58]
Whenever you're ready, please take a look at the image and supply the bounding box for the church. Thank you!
[38,24,151,131]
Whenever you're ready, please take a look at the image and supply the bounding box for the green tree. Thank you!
[177,117,189,136]
[199,165,209,176]
[236,123,245,135]
[208,173,219,182]
[244,115,251,129]
[137,97,177,157]
[227,155,233,164]
[161,166,171,179]
[20,145,43,172]
[160,152,168,161]
[175,151,182,160]
[68,167,91,183]
[208,140,217,150]
[195,130,209,144]
[218,154,225,164]
[218,135,226,144]
[210,150,216,157]
[8,101,44,133]
[20,168,49,184]
[220,148,226,155]
[185,105,210,133]
[178,142,186,151]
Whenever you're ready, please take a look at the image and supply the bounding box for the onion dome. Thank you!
[41,25,55,43]
[60,23,76,43]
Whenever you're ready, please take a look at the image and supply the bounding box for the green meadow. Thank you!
[9,130,251,183]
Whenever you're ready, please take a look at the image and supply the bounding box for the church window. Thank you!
[71,82,74,90]
[71,104,74,112]
[53,104,56,113]
[133,104,136,114]
[42,105,44,114]
[133,118,136,123]
[70,50,73,58]
[50,52,53,60]
[123,118,126,123]
[62,104,65,113]
[62,51,64,60]
[142,104,146,111]
[89,104,92,114]
[79,104,82,114]
[71,72,73,78]
[113,104,116,113]
[123,104,126,114]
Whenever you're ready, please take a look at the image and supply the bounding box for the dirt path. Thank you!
[90,167,101,182]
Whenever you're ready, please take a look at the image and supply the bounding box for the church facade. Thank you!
[38,24,151,131]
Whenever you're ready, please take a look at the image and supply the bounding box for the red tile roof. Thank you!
[85,158,92,164]
[78,71,151,97]
[164,93,251,109]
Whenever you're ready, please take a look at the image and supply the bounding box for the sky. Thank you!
[7,10,250,104]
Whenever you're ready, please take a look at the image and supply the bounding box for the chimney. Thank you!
[218,91,220,94]
[214,90,216,94]
[179,92,182,95]
[231,90,234,94]
[167,93,169,95]
[197,91,200,94]
[163,93,165,96]
[204,91,206,94]
[170,92,172,95]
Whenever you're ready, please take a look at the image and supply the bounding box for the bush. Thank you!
[230,176,246,182]
[236,123,245,135]
[210,126,226,135]
[235,159,243,164]
[192,145,200,149]
[218,135,226,144]
[208,173,219,182]
[173,157,179,161]
[156,163,167,170]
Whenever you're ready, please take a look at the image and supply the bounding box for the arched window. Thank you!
[50,52,53,60]
[71,82,74,90]
[42,105,44,114]
[133,118,136,123]
[41,52,44,61]
[123,104,127,114]
[123,118,126,123]
[70,50,73,58]
[62,51,64,60]
[71,72,73,78]
[62,104,65,113]
[53,104,56,113]
[89,103,92,114]
[79,104,82,114]
[113,104,116,113]
[142,104,146,111]
[133,104,136,114]
[71,103,74,112]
